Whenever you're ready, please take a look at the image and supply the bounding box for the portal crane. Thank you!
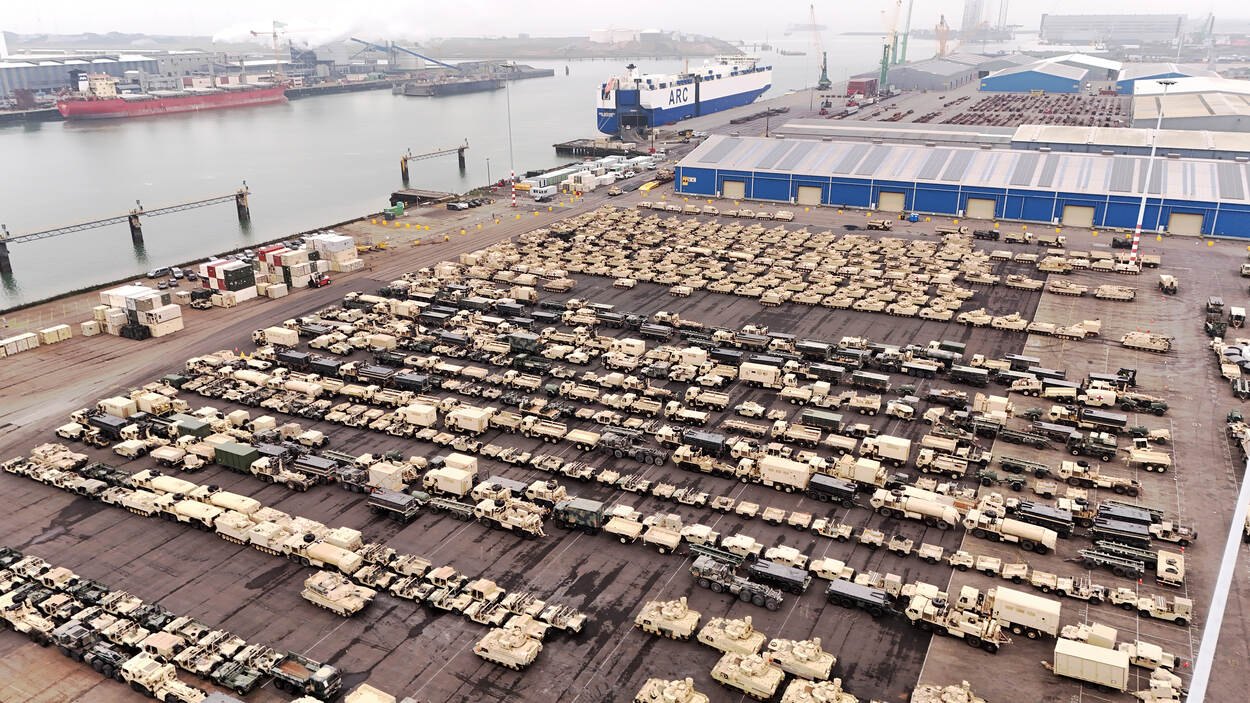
[349,37,461,72]
[880,0,902,93]
[809,4,832,90]
[935,15,951,57]
[896,0,915,65]
[250,20,287,78]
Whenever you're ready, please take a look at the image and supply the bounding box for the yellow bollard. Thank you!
[548,206,552,211]
[494,219,499,224]
[394,222,401,227]
[1092,231,1098,236]
[414,239,421,245]
[1208,241,1214,246]
[925,217,930,222]
[734,201,739,206]
[993,222,999,228]
[516,214,521,220]
[477,223,482,229]
[444,235,449,241]
[953,219,959,224]
[1021,225,1027,230]
[405,223,411,228]
[371,219,377,224]
[460,229,466,235]
[1055,227,1060,233]
[534,211,539,216]
[838,209,843,214]
[1157,235,1163,241]
[707,199,712,204]
[804,207,809,212]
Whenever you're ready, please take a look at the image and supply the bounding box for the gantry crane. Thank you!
[880,0,902,93]
[349,37,462,72]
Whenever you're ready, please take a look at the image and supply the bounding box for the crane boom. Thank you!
[349,37,461,71]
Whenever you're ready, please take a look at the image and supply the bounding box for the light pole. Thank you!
[505,66,517,208]
[486,157,491,187]
[1130,78,1175,265]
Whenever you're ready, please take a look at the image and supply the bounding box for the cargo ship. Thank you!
[596,56,771,134]
[57,84,287,120]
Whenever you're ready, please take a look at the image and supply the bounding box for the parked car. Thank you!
[446,202,469,211]
[147,267,170,279]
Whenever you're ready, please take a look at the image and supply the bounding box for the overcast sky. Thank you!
[5,0,1239,45]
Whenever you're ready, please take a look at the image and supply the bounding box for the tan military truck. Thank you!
[119,654,207,702]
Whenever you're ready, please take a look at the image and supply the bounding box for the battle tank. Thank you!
[300,571,376,617]
[697,615,767,655]
[634,597,700,640]
[710,652,785,700]
[634,677,711,703]
[473,623,543,670]
[766,637,836,681]
[780,677,860,703]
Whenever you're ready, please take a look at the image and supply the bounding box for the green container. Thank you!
[214,441,260,471]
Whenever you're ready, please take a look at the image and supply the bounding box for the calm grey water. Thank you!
[0,36,938,308]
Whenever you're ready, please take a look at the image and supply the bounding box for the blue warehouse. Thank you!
[674,133,1250,237]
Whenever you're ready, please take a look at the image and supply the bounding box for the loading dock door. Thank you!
[722,180,745,199]
[1062,205,1095,228]
[878,191,905,212]
[797,186,822,206]
[1167,213,1203,236]
[966,197,996,220]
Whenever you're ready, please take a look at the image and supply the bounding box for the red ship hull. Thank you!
[57,86,287,120]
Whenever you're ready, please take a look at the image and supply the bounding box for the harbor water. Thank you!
[0,36,937,309]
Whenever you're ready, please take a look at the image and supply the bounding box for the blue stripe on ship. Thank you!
[596,84,770,134]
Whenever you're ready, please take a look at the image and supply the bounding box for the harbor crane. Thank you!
[879,0,902,94]
[896,0,915,65]
[250,20,288,78]
[808,4,832,90]
[935,14,951,57]
[348,38,462,72]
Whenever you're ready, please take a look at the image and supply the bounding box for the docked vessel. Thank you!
[57,84,287,120]
[596,56,772,134]
[395,76,504,97]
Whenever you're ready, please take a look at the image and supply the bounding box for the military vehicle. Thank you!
[710,652,785,700]
[634,678,710,703]
[779,678,859,703]
[269,651,342,698]
[765,637,835,681]
[119,653,207,702]
[634,597,700,640]
[1121,332,1172,353]
[301,571,376,617]
[688,554,783,611]
[697,615,767,655]
[473,623,543,670]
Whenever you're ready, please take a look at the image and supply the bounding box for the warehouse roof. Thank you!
[776,120,1014,147]
[896,59,976,77]
[986,60,1088,81]
[1052,53,1122,71]
[680,133,1247,203]
[1133,91,1250,121]
[1012,124,1250,153]
[1133,75,1250,96]
[1117,62,1217,82]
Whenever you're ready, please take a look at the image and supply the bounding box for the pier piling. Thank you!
[235,185,251,223]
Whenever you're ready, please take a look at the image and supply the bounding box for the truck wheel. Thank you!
[1174,617,1188,627]
[1113,485,1127,495]
[867,606,884,618]
[614,450,624,458]
[697,578,711,589]
[711,582,725,594]
[1020,540,1036,552]
[982,641,999,654]
[129,682,149,696]
[1127,487,1140,496]
[973,528,987,539]
[965,636,982,649]
[739,589,753,603]
[765,598,780,611]
[1070,449,1081,456]
[1066,477,1081,486]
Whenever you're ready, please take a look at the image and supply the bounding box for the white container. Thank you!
[266,283,289,299]
[92,305,110,322]
[367,462,405,491]
[444,452,479,474]
[147,318,183,338]
[1052,638,1129,691]
[81,320,101,337]
[38,325,70,345]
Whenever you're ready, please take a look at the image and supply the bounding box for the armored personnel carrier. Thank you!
[697,615,767,655]
[780,678,859,703]
[710,652,785,700]
[473,624,543,670]
[634,677,710,703]
[765,637,836,681]
[300,571,376,617]
[634,597,700,640]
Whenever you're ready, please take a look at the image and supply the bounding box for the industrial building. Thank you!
[673,133,1250,236]
[944,52,1033,77]
[1038,14,1185,45]
[0,50,218,98]
[978,61,1088,93]
[1131,76,1250,131]
[1115,63,1219,95]
[855,58,978,92]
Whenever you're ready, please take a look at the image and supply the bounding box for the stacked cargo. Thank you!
[0,332,39,359]
[80,320,101,337]
[309,232,363,273]
[37,325,72,345]
[143,304,184,338]
[199,258,258,306]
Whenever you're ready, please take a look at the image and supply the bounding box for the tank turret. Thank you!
[766,637,836,681]
[634,597,700,640]
[710,652,784,700]
[473,623,543,670]
[633,677,711,703]
[697,615,767,655]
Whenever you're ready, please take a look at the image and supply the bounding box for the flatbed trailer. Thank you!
[999,455,1052,478]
